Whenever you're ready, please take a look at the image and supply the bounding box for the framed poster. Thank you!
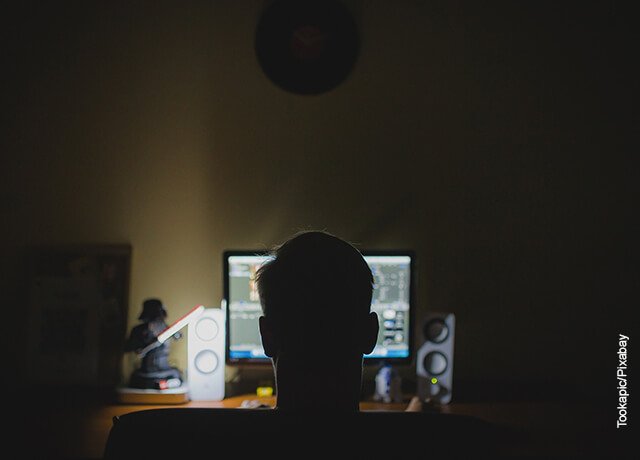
[26,245,131,386]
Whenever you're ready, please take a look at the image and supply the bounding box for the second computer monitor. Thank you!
[224,250,414,365]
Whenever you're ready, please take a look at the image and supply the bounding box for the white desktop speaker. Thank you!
[417,312,455,404]
[188,308,225,401]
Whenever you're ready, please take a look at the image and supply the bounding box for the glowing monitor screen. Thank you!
[224,251,414,364]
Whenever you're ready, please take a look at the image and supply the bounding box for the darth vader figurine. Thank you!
[125,298,183,390]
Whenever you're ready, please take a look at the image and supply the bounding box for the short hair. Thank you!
[255,231,373,355]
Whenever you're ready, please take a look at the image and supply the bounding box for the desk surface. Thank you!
[15,393,630,458]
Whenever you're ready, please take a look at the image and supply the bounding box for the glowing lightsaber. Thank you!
[137,305,205,358]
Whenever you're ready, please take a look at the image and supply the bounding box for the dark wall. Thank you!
[2,1,635,399]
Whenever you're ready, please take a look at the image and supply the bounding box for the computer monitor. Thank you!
[224,250,415,365]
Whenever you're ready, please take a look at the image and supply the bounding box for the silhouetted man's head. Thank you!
[255,231,379,410]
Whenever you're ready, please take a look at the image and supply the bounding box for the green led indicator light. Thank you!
[431,378,438,384]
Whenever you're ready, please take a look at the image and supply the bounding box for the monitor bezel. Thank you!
[223,249,416,366]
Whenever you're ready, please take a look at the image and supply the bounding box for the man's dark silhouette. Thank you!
[255,231,379,411]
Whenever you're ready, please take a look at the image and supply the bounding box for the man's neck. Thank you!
[273,356,363,412]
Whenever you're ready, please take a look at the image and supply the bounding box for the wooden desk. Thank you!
[16,393,630,458]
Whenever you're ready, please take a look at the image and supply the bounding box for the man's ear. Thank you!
[259,316,277,358]
[360,311,379,355]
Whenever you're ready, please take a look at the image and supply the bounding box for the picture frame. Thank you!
[25,245,131,387]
